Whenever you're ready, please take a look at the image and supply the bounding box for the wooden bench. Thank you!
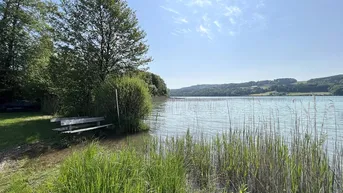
[51,116,112,134]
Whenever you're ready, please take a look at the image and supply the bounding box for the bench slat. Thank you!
[62,124,113,134]
[60,117,104,126]
[51,116,88,123]
[52,127,69,131]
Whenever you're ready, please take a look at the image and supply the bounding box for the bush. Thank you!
[93,76,152,133]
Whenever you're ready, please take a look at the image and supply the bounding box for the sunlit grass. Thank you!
[5,128,342,193]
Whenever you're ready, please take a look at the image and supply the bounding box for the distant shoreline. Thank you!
[169,92,334,97]
[170,74,343,96]
[250,92,332,97]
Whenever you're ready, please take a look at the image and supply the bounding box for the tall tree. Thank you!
[49,0,152,115]
[0,0,56,100]
[55,0,152,83]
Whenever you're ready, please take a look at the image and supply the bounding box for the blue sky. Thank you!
[127,0,342,89]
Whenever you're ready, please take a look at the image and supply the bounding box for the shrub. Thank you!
[93,76,152,133]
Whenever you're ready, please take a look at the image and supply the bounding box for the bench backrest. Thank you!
[60,117,105,126]
[51,116,89,123]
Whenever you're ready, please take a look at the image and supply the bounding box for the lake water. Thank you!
[146,96,343,149]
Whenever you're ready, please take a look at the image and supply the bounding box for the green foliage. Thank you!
[308,74,343,85]
[274,78,297,84]
[48,50,95,116]
[0,0,56,101]
[93,76,152,133]
[44,0,154,116]
[138,71,168,96]
[49,143,187,193]
[6,173,34,193]
[0,0,166,128]
[24,35,54,100]
[329,85,343,95]
[55,0,151,81]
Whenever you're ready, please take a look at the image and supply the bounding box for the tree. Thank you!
[138,71,168,96]
[329,85,343,96]
[25,35,54,99]
[0,0,56,101]
[55,0,151,83]
[49,0,152,115]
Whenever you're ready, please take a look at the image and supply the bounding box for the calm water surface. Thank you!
[146,96,343,148]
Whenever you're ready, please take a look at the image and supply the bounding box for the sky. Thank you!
[126,0,343,89]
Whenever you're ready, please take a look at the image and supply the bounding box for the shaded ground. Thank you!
[0,113,58,150]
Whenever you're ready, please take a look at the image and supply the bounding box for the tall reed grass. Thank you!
[8,129,342,193]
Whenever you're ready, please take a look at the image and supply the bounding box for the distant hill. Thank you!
[170,75,343,96]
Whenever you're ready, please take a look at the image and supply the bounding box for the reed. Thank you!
[7,128,339,193]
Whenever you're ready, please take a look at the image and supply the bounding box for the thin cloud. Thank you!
[256,0,265,9]
[160,6,180,15]
[202,14,210,24]
[163,0,267,38]
[224,6,242,17]
[198,25,209,34]
[189,0,212,7]
[214,20,221,29]
[173,17,189,24]
[175,28,192,34]
[197,25,212,40]
[171,32,179,36]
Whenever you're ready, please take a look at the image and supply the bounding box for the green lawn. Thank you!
[0,112,58,150]
[251,91,332,96]
[286,92,331,96]
[250,91,274,96]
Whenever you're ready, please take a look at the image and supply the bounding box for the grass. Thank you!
[286,92,331,96]
[251,91,332,96]
[250,91,274,96]
[0,158,60,193]
[0,112,59,150]
[4,129,343,193]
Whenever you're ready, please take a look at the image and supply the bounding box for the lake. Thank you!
[146,96,343,150]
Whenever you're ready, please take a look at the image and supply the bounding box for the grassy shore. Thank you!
[2,130,343,193]
[287,92,332,96]
[251,92,332,96]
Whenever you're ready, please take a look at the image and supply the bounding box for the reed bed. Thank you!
[8,128,342,193]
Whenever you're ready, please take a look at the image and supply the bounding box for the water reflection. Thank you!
[146,96,343,149]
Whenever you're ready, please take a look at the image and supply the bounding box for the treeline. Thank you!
[170,75,343,96]
[0,0,167,109]
[0,0,166,131]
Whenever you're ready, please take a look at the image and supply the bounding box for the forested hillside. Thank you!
[170,75,343,96]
